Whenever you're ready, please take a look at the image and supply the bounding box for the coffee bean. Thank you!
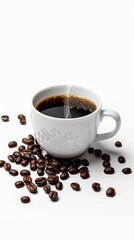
[60,171,69,180]
[21,159,29,167]
[8,141,17,148]
[80,171,90,179]
[104,167,115,174]
[22,138,34,145]
[106,187,116,197]
[20,169,31,176]
[15,156,22,164]
[79,166,88,173]
[35,177,47,187]
[9,169,18,176]
[122,167,132,174]
[4,162,11,171]
[49,191,58,201]
[27,183,37,193]
[20,119,26,125]
[23,176,32,184]
[88,147,94,153]
[0,160,5,167]
[92,182,101,192]
[68,166,79,174]
[37,169,44,176]
[13,151,22,157]
[47,175,59,185]
[81,159,89,166]
[15,181,25,188]
[94,149,102,157]
[18,114,26,120]
[103,160,111,168]
[7,155,15,162]
[1,115,9,122]
[18,145,26,152]
[101,153,110,161]
[70,182,80,191]
[28,134,34,140]
[115,141,122,147]
[43,184,51,193]
[30,164,37,171]
[20,196,30,203]
[72,159,81,167]
[118,156,126,164]
[60,165,68,172]
[55,181,63,190]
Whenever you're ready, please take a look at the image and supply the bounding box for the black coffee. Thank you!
[36,94,97,118]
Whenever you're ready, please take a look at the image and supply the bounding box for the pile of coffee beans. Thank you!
[0,114,132,204]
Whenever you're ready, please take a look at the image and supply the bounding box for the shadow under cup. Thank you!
[30,85,102,158]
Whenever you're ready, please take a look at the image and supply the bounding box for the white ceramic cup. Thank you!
[30,85,121,158]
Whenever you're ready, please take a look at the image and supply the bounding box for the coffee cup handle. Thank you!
[95,109,121,142]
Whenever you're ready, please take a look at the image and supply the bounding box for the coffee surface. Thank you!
[36,94,97,118]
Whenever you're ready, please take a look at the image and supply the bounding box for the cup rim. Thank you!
[31,84,102,121]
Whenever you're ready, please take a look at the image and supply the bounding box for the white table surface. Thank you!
[0,1,134,239]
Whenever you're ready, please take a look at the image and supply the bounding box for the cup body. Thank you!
[30,85,102,158]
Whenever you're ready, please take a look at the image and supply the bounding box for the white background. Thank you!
[0,0,134,239]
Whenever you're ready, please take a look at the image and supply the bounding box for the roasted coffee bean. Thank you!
[49,191,58,201]
[43,184,51,193]
[13,151,22,157]
[106,187,116,197]
[23,154,31,160]
[72,159,81,167]
[80,171,90,179]
[79,166,89,173]
[36,158,45,164]
[22,149,32,155]
[30,164,37,171]
[115,141,122,147]
[55,181,63,190]
[122,167,132,174]
[47,175,59,185]
[20,169,31,176]
[9,169,18,176]
[18,145,26,152]
[103,160,111,168]
[22,138,34,145]
[4,162,11,171]
[94,149,102,157]
[23,176,32,184]
[21,159,29,167]
[37,169,44,176]
[35,177,47,187]
[52,159,62,168]
[53,166,60,174]
[7,155,15,162]
[68,166,79,175]
[15,156,22,164]
[0,160,5,167]
[1,115,9,122]
[101,153,110,161]
[70,182,80,191]
[81,159,89,166]
[8,141,17,148]
[104,167,115,174]
[27,183,37,193]
[60,171,69,180]
[15,181,25,188]
[92,182,101,192]
[30,154,37,160]
[88,147,94,153]
[37,163,45,169]
[20,118,26,125]
[18,114,26,120]
[60,165,68,172]
[30,159,36,165]
[28,134,34,140]
[20,196,30,203]
[118,156,126,164]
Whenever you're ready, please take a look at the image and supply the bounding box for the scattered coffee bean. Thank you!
[103,160,111,168]
[122,167,132,174]
[27,183,37,193]
[94,149,102,157]
[35,177,47,187]
[18,114,26,120]
[80,171,90,179]
[20,196,30,203]
[4,162,11,171]
[55,181,63,190]
[1,115,9,122]
[106,187,116,197]
[18,114,26,125]
[37,169,44,176]
[18,145,26,152]
[7,155,15,162]
[0,160,5,167]
[9,169,18,176]
[49,191,58,201]
[70,182,80,191]
[118,156,126,164]
[20,169,31,176]
[8,141,17,148]
[23,176,32,184]
[15,181,25,188]
[115,141,122,147]
[15,156,22,165]
[43,184,51,193]
[68,166,79,174]
[60,171,69,180]
[81,159,89,166]
[104,167,115,174]
[92,182,101,192]
[47,175,59,185]
[101,153,110,161]
[88,147,94,153]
